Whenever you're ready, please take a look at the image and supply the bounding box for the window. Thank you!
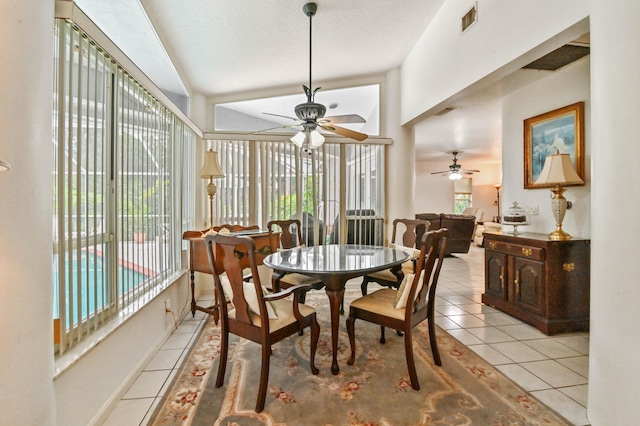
[453,178,472,214]
[208,140,385,245]
[52,21,195,354]
[214,84,380,137]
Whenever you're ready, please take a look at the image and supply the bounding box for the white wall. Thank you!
[385,67,415,235]
[414,159,501,217]
[502,57,591,238]
[0,1,56,424]
[588,0,640,423]
[401,0,589,124]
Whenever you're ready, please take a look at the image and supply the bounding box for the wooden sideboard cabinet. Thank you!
[482,232,590,335]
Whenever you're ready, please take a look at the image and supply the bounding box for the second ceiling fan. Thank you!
[431,151,480,180]
[259,2,368,150]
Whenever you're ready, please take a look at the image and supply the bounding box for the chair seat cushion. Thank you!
[243,300,316,330]
[366,268,399,282]
[279,272,322,286]
[350,289,405,320]
[366,260,414,282]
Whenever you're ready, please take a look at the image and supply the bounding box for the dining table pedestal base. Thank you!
[263,244,410,376]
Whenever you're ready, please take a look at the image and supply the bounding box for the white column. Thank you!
[0,1,56,424]
[385,67,415,233]
[589,0,640,423]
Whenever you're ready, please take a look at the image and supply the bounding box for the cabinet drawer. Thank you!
[485,240,545,261]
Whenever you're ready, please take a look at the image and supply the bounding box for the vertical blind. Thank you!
[208,140,385,245]
[52,20,195,354]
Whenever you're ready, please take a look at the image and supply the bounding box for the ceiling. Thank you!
[73,0,563,164]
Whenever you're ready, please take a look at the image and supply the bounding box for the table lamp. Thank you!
[200,149,225,235]
[534,150,583,240]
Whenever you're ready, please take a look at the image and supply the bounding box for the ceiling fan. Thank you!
[430,151,480,180]
[258,2,368,150]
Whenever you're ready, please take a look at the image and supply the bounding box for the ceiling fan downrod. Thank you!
[304,2,318,100]
[295,2,325,122]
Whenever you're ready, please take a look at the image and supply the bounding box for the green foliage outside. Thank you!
[275,175,316,219]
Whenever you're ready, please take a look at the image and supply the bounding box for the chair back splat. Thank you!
[204,233,320,412]
[267,220,324,303]
[360,218,431,296]
[268,219,302,249]
[346,228,448,391]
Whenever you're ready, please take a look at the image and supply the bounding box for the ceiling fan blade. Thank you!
[460,169,480,173]
[321,124,368,141]
[430,171,452,175]
[248,124,300,134]
[319,114,366,125]
[263,112,299,122]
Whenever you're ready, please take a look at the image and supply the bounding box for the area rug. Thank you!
[150,289,570,425]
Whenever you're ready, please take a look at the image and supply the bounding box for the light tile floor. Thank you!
[103,244,590,426]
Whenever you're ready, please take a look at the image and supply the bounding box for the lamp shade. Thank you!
[199,150,224,179]
[534,151,583,186]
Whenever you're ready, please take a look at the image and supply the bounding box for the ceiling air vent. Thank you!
[524,44,590,71]
[461,3,477,32]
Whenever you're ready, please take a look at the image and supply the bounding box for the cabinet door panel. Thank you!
[485,251,508,300]
[514,258,545,316]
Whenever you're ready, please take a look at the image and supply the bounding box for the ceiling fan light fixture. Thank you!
[291,131,306,147]
[309,129,325,147]
[448,172,462,180]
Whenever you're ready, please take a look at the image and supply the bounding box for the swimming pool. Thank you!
[53,249,151,327]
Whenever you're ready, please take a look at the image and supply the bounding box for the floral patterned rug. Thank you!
[150,290,570,425]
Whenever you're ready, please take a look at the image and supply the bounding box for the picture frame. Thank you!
[524,102,585,189]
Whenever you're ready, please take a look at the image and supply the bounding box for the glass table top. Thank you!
[263,244,410,275]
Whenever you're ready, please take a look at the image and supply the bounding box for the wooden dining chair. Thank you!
[267,219,324,302]
[346,228,448,390]
[204,233,320,412]
[360,218,431,296]
[183,224,262,323]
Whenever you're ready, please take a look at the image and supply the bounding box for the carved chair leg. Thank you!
[346,315,356,365]
[404,329,420,390]
[428,315,442,366]
[360,277,370,296]
[215,329,228,388]
[298,291,308,336]
[256,343,271,412]
[309,316,320,374]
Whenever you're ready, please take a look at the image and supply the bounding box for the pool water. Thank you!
[53,249,150,327]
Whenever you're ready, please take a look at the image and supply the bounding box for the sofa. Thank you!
[415,213,476,255]
[473,221,502,246]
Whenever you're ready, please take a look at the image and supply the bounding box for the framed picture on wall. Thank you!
[524,101,585,189]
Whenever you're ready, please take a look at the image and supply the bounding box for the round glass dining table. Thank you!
[264,244,410,375]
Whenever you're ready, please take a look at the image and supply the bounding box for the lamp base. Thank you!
[548,185,572,241]
[548,227,572,241]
